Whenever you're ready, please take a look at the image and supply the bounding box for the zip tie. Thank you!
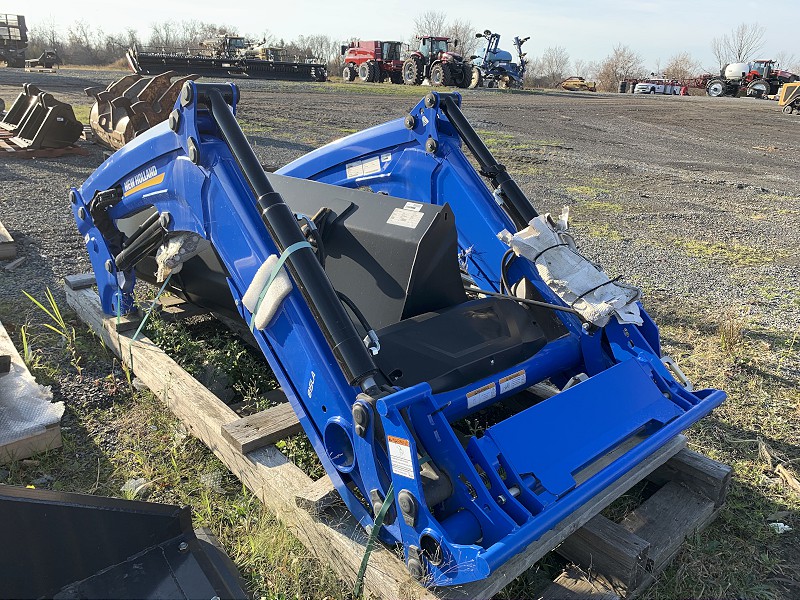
[249,240,311,332]
[353,482,394,598]
[570,275,623,308]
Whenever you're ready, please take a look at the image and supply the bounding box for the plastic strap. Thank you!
[126,273,173,370]
[353,483,395,598]
[249,240,311,332]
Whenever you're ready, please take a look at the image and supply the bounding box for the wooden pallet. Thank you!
[64,274,729,599]
[0,320,62,463]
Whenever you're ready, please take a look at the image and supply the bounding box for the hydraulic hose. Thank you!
[202,85,382,388]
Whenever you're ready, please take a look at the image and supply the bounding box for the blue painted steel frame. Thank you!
[72,84,725,586]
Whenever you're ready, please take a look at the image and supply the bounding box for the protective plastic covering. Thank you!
[0,322,63,448]
[500,213,642,326]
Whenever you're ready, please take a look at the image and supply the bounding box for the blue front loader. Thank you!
[72,82,725,586]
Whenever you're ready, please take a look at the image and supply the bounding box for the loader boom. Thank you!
[72,82,725,586]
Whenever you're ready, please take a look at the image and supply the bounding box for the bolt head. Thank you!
[69,190,78,205]
[424,92,437,108]
[104,259,113,273]
[180,83,193,107]
[178,541,189,552]
[168,109,181,132]
[404,114,416,130]
[77,206,86,219]
[425,137,438,154]
[188,137,200,164]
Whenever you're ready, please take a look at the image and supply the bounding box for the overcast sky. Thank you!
[10,0,800,70]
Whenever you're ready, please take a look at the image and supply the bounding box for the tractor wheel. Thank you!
[430,63,451,86]
[498,75,511,89]
[747,79,769,98]
[783,103,795,115]
[390,71,404,84]
[456,64,471,88]
[367,61,380,82]
[403,56,424,85]
[469,66,483,89]
[358,61,373,82]
[342,65,357,82]
[706,78,726,97]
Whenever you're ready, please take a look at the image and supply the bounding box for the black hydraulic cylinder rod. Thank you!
[438,94,538,229]
[203,86,380,387]
[115,219,164,272]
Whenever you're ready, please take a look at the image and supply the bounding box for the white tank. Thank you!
[724,62,751,80]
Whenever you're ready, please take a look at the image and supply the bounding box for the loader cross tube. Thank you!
[438,93,538,228]
[204,87,381,388]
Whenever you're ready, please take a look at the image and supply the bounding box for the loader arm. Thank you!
[72,83,725,586]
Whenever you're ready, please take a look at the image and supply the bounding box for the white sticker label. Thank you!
[345,157,381,179]
[499,369,526,394]
[467,382,497,408]
[388,435,415,479]
[380,153,392,163]
[345,160,363,179]
[421,115,429,126]
[403,202,423,212]
[387,208,424,229]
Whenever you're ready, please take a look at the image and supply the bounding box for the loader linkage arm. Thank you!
[72,83,725,586]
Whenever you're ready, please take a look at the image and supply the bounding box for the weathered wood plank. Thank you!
[620,481,715,570]
[556,514,651,591]
[64,284,437,600]
[539,567,621,600]
[296,475,340,514]
[0,220,16,260]
[222,399,303,454]
[64,273,96,290]
[156,296,210,322]
[437,436,687,600]
[646,448,732,508]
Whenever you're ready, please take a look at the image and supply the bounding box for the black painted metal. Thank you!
[438,94,539,228]
[203,86,380,387]
[0,485,247,599]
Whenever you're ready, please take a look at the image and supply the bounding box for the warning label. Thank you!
[387,435,415,479]
[499,369,526,394]
[387,207,424,229]
[345,156,381,179]
[466,382,496,408]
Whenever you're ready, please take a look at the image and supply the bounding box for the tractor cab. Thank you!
[418,36,453,58]
[382,41,402,61]
[750,60,776,79]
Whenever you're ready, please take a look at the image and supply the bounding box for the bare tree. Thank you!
[595,44,645,91]
[774,50,797,71]
[572,58,590,79]
[413,11,448,38]
[711,22,765,64]
[664,51,701,80]
[26,18,65,58]
[447,18,477,59]
[539,46,570,88]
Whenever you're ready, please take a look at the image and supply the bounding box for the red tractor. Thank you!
[402,36,471,87]
[341,41,405,83]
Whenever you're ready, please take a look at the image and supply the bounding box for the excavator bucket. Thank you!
[0,84,83,149]
[85,71,199,150]
[71,83,726,586]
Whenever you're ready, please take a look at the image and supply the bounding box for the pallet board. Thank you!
[0,320,63,463]
[64,277,729,599]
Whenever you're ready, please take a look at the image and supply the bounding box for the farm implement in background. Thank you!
[70,82,726,586]
[126,37,327,82]
[85,71,199,150]
[0,83,82,150]
[469,30,529,89]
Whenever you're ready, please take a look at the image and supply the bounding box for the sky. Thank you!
[10,0,800,71]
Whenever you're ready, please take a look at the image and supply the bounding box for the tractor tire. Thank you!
[456,63,471,88]
[782,103,794,115]
[706,78,726,97]
[390,71,404,84]
[359,61,379,82]
[469,66,483,89]
[403,56,424,85]
[747,79,769,98]
[430,63,453,86]
[342,65,357,82]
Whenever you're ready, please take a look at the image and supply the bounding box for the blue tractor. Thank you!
[469,30,529,89]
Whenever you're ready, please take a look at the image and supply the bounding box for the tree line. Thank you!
[26,15,798,91]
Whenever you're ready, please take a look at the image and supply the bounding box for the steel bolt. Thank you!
[159,211,171,228]
[69,190,78,205]
[178,541,189,552]
[104,259,113,273]
[168,110,181,132]
[188,137,200,164]
[424,92,437,108]
[404,114,416,130]
[180,83,193,107]
[425,137,438,154]
[77,206,86,219]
